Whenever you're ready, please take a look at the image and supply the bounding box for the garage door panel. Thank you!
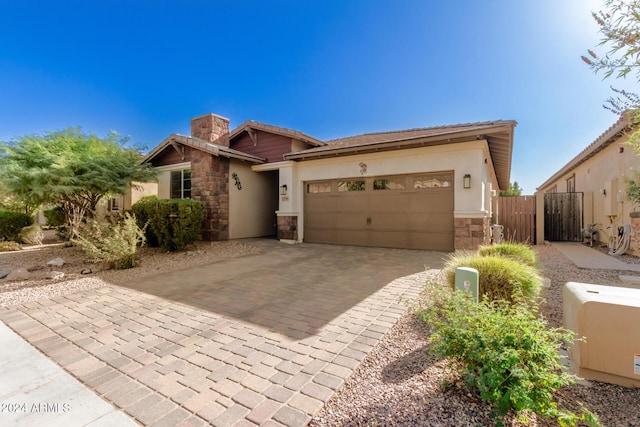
[370,231,410,248]
[335,230,369,246]
[370,194,410,211]
[305,196,334,212]
[335,214,368,229]
[410,213,454,232]
[305,213,335,228]
[304,229,335,244]
[410,191,454,212]
[336,195,368,212]
[411,232,455,251]
[371,213,408,231]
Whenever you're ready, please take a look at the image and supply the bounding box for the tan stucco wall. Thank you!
[281,140,498,242]
[125,181,158,208]
[535,135,640,245]
[229,160,278,239]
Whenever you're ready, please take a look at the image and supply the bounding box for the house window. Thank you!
[374,177,405,190]
[307,182,332,193]
[566,175,575,193]
[413,173,453,189]
[109,198,119,211]
[171,169,191,199]
[337,180,365,192]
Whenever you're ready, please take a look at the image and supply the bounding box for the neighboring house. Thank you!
[100,182,159,216]
[143,113,516,251]
[535,114,640,253]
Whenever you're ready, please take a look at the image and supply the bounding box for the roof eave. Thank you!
[229,120,326,147]
[143,134,265,165]
[536,115,630,191]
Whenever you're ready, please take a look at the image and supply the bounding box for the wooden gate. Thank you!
[543,192,583,242]
[497,196,536,244]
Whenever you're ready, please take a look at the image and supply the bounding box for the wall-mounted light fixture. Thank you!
[280,184,288,196]
[463,174,471,189]
[601,188,607,196]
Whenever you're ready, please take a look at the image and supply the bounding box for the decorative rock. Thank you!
[80,268,92,275]
[0,270,11,279]
[6,268,30,281]
[47,257,65,267]
[46,271,65,280]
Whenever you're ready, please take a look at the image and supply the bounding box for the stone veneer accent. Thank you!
[191,149,230,241]
[454,217,490,250]
[277,215,298,241]
[191,113,230,146]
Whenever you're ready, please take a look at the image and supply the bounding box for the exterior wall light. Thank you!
[463,174,471,189]
[280,184,288,196]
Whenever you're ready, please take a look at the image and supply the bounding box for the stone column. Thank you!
[190,150,230,241]
[454,217,488,250]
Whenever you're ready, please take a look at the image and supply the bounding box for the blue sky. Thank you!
[0,0,635,193]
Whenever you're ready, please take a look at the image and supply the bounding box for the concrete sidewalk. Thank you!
[552,242,640,272]
[0,320,137,426]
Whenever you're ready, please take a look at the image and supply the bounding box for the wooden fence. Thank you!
[496,196,536,244]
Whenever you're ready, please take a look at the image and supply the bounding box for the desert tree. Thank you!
[499,181,523,196]
[582,0,640,148]
[0,127,156,238]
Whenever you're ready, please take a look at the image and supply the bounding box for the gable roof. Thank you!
[144,134,265,164]
[284,120,517,191]
[537,114,631,191]
[229,120,325,147]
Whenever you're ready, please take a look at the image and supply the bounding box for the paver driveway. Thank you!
[0,240,446,426]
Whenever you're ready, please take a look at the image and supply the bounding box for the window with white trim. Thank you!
[170,169,191,199]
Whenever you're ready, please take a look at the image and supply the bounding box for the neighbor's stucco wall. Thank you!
[285,140,496,242]
[535,134,640,245]
[229,160,278,239]
[124,181,159,208]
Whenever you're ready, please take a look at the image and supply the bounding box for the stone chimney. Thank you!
[190,113,230,146]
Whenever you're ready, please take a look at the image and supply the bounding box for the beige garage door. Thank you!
[304,172,454,251]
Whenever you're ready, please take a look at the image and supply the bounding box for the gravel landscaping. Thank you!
[311,244,640,427]
[2,239,640,426]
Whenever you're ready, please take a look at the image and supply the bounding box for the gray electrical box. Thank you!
[455,267,479,303]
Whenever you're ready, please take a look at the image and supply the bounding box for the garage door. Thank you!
[304,172,454,251]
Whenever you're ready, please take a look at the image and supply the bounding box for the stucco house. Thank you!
[535,114,640,253]
[142,113,516,251]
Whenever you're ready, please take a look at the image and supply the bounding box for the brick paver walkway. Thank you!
[0,241,445,426]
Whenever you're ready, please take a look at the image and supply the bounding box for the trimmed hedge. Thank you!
[131,197,203,251]
[43,206,65,228]
[0,210,34,241]
[130,196,159,247]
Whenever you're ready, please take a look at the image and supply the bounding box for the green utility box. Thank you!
[455,267,479,303]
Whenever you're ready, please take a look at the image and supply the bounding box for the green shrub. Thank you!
[73,213,145,269]
[478,242,537,267]
[131,198,203,251]
[419,284,599,426]
[0,210,34,241]
[0,241,21,252]
[443,253,541,304]
[43,206,66,228]
[130,195,159,247]
[19,224,43,245]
